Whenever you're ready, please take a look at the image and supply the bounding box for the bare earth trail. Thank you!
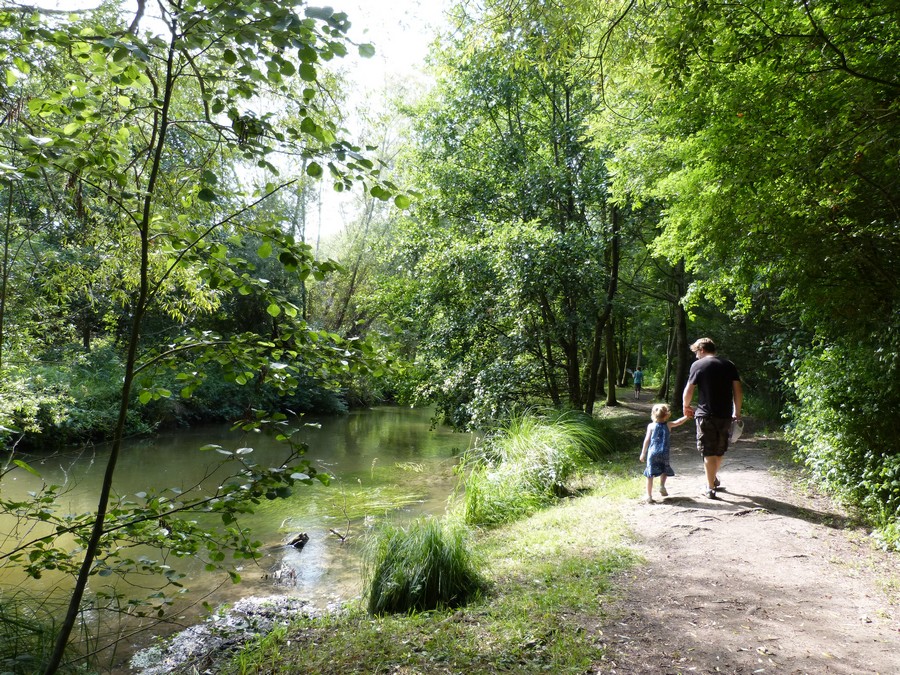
[600,399,900,674]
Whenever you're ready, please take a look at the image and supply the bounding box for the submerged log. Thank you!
[286,532,309,549]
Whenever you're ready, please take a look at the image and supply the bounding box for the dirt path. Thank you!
[601,400,900,675]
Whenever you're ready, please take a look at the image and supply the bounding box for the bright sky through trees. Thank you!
[25,0,451,240]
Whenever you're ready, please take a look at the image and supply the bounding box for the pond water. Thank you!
[0,406,474,663]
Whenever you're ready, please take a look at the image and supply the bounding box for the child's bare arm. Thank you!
[639,424,651,461]
[667,415,691,429]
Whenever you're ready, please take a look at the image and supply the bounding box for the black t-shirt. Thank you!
[687,356,740,418]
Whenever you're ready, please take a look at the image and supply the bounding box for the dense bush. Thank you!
[787,332,900,550]
[5,345,153,449]
[364,517,485,615]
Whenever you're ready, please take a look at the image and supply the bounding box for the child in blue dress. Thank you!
[639,403,690,502]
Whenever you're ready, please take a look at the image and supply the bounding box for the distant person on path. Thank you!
[639,403,691,502]
[682,337,742,499]
[633,368,643,400]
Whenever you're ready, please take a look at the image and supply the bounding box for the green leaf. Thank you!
[394,194,411,209]
[257,241,273,258]
[223,49,237,65]
[299,63,317,82]
[13,460,41,477]
[359,43,376,58]
[306,162,323,178]
[267,303,282,317]
[139,391,152,404]
[305,7,334,20]
[197,187,217,202]
[279,251,298,268]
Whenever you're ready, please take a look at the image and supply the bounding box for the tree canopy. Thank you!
[0,0,897,670]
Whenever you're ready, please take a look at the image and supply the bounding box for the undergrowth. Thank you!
[219,464,639,674]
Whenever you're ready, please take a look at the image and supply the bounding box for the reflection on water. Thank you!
[0,406,473,632]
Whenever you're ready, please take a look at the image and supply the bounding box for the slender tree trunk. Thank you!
[44,25,179,675]
[584,312,606,414]
[535,319,561,405]
[537,293,561,405]
[584,205,620,414]
[671,259,690,414]
[333,197,376,333]
[290,170,309,321]
[604,320,618,406]
[564,332,582,409]
[0,183,11,372]
[657,299,675,401]
[617,316,629,386]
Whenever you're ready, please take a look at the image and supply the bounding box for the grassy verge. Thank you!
[217,451,641,674]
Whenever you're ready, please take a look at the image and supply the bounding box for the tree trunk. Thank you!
[0,184,11,372]
[564,331,582,409]
[538,292,562,405]
[584,205,620,414]
[538,328,561,405]
[616,315,629,386]
[671,259,690,414]
[604,319,618,406]
[657,310,674,401]
[584,311,606,414]
[44,25,179,675]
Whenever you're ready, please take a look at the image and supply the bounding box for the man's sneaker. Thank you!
[659,486,668,497]
[713,478,726,492]
[704,488,717,499]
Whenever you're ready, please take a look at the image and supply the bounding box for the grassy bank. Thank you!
[216,408,645,674]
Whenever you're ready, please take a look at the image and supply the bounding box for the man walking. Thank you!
[682,337,742,499]
[633,367,643,400]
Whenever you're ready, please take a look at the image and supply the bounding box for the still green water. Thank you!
[1,406,474,612]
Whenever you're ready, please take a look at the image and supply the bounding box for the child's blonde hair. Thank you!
[651,404,670,423]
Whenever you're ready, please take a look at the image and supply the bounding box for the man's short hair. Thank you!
[690,337,717,354]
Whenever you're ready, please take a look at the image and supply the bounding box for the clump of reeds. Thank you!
[460,409,614,526]
[364,517,485,615]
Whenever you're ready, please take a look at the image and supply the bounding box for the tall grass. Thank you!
[0,594,63,675]
[364,517,485,615]
[460,409,615,526]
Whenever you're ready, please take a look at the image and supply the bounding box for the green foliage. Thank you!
[460,411,614,526]
[218,462,639,675]
[595,0,899,530]
[787,330,900,549]
[364,517,485,615]
[0,1,399,667]
[375,2,621,424]
[0,594,59,675]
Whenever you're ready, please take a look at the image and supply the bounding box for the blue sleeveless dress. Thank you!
[643,422,675,478]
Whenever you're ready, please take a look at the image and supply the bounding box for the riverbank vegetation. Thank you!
[222,414,640,675]
[0,0,897,672]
